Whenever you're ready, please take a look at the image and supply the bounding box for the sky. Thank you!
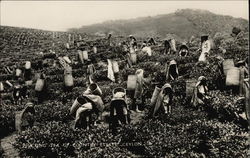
[0,1,248,31]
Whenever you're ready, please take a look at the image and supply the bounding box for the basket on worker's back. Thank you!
[112,87,126,98]
[127,75,137,90]
[186,79,197,97]
[15,104,35,132]
[223,59,234,75]
[226,67,240,86]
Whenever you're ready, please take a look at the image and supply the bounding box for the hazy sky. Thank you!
[1,1,248,31]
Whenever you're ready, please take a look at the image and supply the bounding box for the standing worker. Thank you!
[163,40,171,54]
[129,35,137,49]
[151,83,174,117]
[13,79,27,105]
[191,76,210,109]
[199,35,211,62]
[165,60,179,81]
[35,72,47,104]
[107,33,112,46]
[86,61,96,85]
[147,37,156,46]
[132,69,150,112]
[179,44,189,57]
[14,63,22,80]
[236,57,249,95]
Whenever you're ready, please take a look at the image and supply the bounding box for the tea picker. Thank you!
[15,101,36,132]
[179,43,189,57]
[147,37,156,46]
[129,35,137,49]
[90,43,97,54]
[35,72,47,104]
[24,61,33,86]
[150,83,174,117]
[190,76,210,110]
[132,69,150,112]
[107,59,115,82]
[0,82,3,106]
[127,46,137,66]
[107,33,112,40]
[107,59,120,83]
[42,50,57,59]
[70,83,104,129]
[141,44,152,57]
[77,46,89,65]
[64,65,74,92]
[107,33,112,46]
[162,84,174,114]
[14,64,22,80]
[163,39,171,54]
[86,60,96,85]
[109,87,130,134]
[165,60,179,81]
[214,56,225,91]
[13,79,27,105]
[198,35,211,62]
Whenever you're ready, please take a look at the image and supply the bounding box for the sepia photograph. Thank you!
[0,0,249,157]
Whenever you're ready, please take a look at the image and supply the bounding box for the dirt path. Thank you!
[1,133,20,158]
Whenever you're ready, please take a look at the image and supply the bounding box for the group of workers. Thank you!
[67,34,213,133]
[1,32,248,134]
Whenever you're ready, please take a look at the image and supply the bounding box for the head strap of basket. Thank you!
[198,76,206,81]
[169,60,177,65]
[195,76,206,86]
[216,55,224,61]
[237,60,245,67]
[113,92,126,99]
[162,83,172,90]
[113,87,126,96]
[26,102,34,107]
[197,76,207,85]
[135,69,144,76]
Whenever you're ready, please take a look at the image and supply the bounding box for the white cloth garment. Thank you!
[113,92,126,98]
[107,59,115,82]
[198,52,207,62]
[142,46,152,56]
[201,40,211,54]
[198,85,206,94]
[170,39,177,52]
[75,103,93,122]
[142,47,148,53]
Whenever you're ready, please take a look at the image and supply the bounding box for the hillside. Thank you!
[0,16,249,157]
[69,9,248,39]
